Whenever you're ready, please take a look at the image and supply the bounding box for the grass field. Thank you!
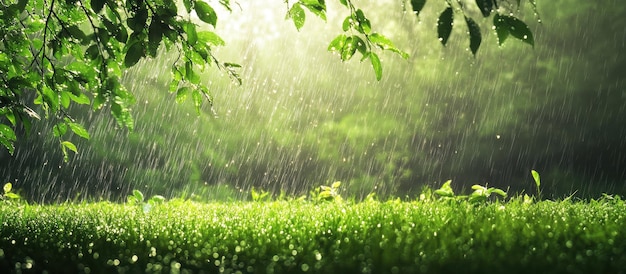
[1,192,626,274]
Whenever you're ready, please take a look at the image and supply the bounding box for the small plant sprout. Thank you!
[312,181,343,203]
[251,188,271,202]
[434,180,455,198]
[127,189,145,206]
[127,189,166,213]
[468,184,507,203]
[2,182,22,202]
[531,169,542,200]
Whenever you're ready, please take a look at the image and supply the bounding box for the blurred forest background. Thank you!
[1,0,625,202]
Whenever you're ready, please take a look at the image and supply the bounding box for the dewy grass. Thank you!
[1,198,626,273]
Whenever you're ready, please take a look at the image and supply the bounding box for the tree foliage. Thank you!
[0,0,537,158]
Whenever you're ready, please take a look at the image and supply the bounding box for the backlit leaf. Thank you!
[340,36,357,61]
[0,124,16,142]
[53,123,67,137]
[192,89,202,114]
[301,0,326,21]
[185,22,198,45]
[354,9,371,34]
[328,34,347,53]
[176,87,190,103]
[369,52,382,81]
[369,33,409,59]
[3,182,11,194]
[68,121,90,139]
[69,93,90,105]
[289,3,306,31]
[197,31,225,46]
[342,16,351,31]
[61,141,78,154]
[195,1,217,27]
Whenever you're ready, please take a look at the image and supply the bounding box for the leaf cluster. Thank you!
[0,0,239,159]
[432,0,536,55]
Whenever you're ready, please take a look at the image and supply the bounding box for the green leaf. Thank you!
[340,36,357,61]
[52,123,67,137]
[195,1,217,27]
[148,19,164,56]
[0,124,17,142]
[61,141,78,154]
[197,31,225,46]
[354,9,371,34]
[437,7,453,46]
[434,180,455,197]
[301,0,326,21]
[15,0,28,12]
[465,16,481,55]
[353,36,367,55]
[115,25,129,43]
[338,0,347,7]
[185,61,200,84]
[491,188,507,197]
[5,192,20,199]
[133,189,144,202]
[91,0,106,13]
[494,14,534,47]
[328,34,347,53]
[183,0,193,13]
[531,170,540,188]
[185,22,198,45]
[127,8,148,32]
[176,87,190,103]
[289,3,306,31]
[368,33,394,49]
[504,16,534,46]
[3,182,12,194]
[411,0,426,16]
[85,44,99,60]
[148,195,166,204]
[69,93,91,105]
[342,16,351,31]
[368,33,409,59]
[0,124,16,154]
[124,42,144,68]
[475,0,493,17]
[66,25,88,44]
[68,121,90,139]
[192,89,202,114]
[60,91,71,109]
[493,14,509,45]
[369,52,382,81]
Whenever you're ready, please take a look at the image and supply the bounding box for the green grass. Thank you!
[2,196,626,273]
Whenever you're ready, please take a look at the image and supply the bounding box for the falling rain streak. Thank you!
[1,0,625,202]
